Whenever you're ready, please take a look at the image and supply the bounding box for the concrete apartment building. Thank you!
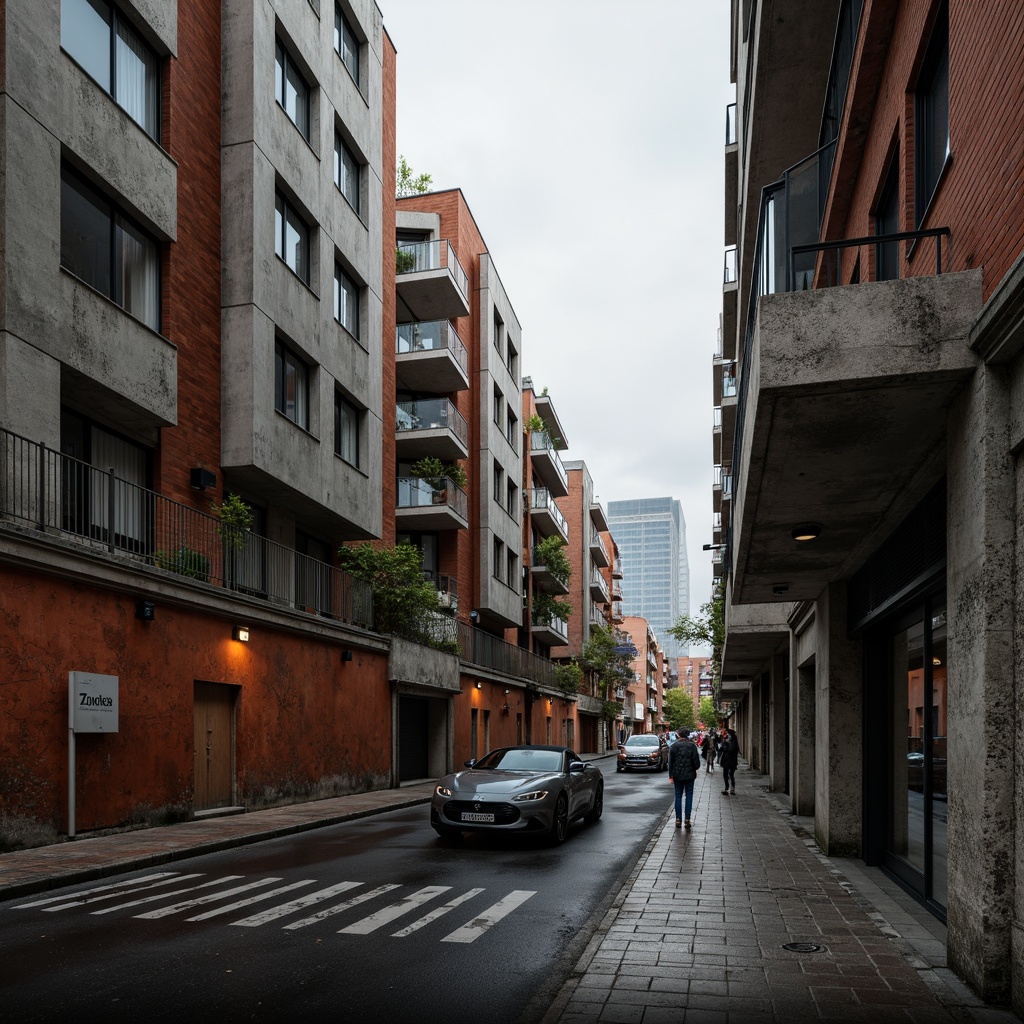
[717,0,1024,1009]
[0,1,601,835]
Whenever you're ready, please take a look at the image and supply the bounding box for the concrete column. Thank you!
[748,676,762,770]
[792,656,816,816]
[813,583,862,857]
[945,365,1014,1003]
[769,652,788,792]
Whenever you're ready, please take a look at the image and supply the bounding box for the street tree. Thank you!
[396,155,432,197]
[698,696,718,730]
[663,688,697,733]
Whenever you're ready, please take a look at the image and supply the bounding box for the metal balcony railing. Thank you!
[396,320,468,374]
[396,475,468,520]
[529,432,568,491]
[0,427,372,625]
[722,372,737,399]
[724,246,737,285]
[715,325,724,358]
[590,528,609,562]
[714,406,723,430]
[455,620,559,688]
[530,487,568,536]
[531,612,568,642]
[725,102,737,146]
[395,238,468,303]
[395,397,469,449]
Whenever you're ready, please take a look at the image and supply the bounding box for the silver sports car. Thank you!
[430,745,604,844]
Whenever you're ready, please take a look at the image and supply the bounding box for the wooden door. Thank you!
[193,681,235,809]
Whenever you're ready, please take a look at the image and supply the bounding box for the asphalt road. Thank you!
[0,764,675,1024]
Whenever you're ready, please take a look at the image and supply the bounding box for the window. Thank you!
[275,37,310,141]
[334,264,360,339]
[875,158,899,281]
[493,537,504,580]
[275,339,309,429]
[335,4,360,85]
[335,392,359,466]
[60,165,161,331]
[507,480,518,518]
[335,133,361,215]
[506,550,517,589]
[493,310,504,355]
[61,0,160,140]
[493,385,503,427]
[506,410,518,450]
[506,340,518,378]
[914,3,949,225]
[493,460,504,503]
[275,192,310,284]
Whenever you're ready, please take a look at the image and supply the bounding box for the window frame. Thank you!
[60,0,161,141]
[334,3,361,88]
[334,390,360,467]
[493,460,504,503]
[493,384,503,427]
[493,537,504,581]
[334,131,362,216]
[334,262,361,341]
[274,338,310,430]
[914,2,950,227]
[275,35,311,142]
[275,191,311,285]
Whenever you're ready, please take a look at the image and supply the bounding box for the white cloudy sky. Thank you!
[381,0,733,620]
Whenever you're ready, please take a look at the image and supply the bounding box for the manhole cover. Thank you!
[781,942,825,953]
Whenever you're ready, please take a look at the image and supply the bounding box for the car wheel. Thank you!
[584,783,603,823]
[547,794,569,845]
[432,825,462,842]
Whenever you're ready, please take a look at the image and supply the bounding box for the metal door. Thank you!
[193,681,235,809]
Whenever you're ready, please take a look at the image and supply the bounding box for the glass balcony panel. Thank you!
[395,397,469,450]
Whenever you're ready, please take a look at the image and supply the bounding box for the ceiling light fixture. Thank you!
[791,523,822,542]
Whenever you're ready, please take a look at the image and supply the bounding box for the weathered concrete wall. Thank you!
[946,363,1015,1002]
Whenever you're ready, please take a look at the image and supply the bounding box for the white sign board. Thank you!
[69,672,119,733]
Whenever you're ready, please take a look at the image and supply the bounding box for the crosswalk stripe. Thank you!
[91,876,244,915]
[15,874,179,909]
[391,887,486,938]
[185,880,317,922]
[42,874,204,912]
[338,886,451,935]
[283,884,400,931]
[135,878,283,919]
[440,889,537,944]
[230,881,363,927]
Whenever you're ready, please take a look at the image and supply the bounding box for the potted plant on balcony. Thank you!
[395,245,416,273]
[410,457,467,503]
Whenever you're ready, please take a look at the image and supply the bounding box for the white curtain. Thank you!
[89,426,147,544]
[116,215,160,331]
[115,18,158,138]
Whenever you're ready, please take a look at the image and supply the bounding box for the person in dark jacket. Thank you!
[720,728,740,795]
[668,732,702,828]
[700,731,715,774]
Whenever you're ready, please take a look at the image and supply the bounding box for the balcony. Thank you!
[611,557,623,580]
[590,606,607,628]
[531,612,568,646]
[423,571,458,615]
[530,548,570,595]
[395,239,470,323]
[529,433,569,497]
[727,163,981,604]
[725,101,738,247]
[611,582,623,602]
[395,398,469,461]
[589,567,609,602]
[614,686,627,700]
[723,246,737,287]
[395,475,469,532]
[530,487,569,541]
[589,528,609,568]
[395,320,469,393]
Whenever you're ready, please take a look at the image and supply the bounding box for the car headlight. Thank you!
[435,785,453,797]
[649,752,660,761]
[512,790,549,802]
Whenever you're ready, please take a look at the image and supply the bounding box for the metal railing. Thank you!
[531,612,568,642]
[590,568,609,599]
[395,239,469,304]
[530,487,568,537]
[455,621,559,687]
[422,571,458,614]
[529,433,568,492]
[395,397,469,449]
[0,427,372,625]
[589,528,609,562]
[714,406,723,430]
[725,102,737,146]
[396,320,468,374]
[722,371,737,399]
[724,246,738,285]
[395,475,469,521]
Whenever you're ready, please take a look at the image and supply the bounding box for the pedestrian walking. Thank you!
[701,730,715,774]
[668,730,702,829]
[720,728,739,795]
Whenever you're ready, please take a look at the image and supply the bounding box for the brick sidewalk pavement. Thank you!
[542,764,1020,1024]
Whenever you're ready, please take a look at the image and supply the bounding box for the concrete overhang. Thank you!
[533,393,569,450]
[721,598,791,681]
[730,269,982,605]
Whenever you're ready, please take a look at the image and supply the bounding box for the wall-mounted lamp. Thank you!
[791,523,822,542]
[135,599,156,621]
[233,625,250,642]
[341,650,353,663]
[190,467,216,490]
[475,681,483,690]
[932,656,942,666]
[772,583,790,596]
[469,610,479,622]
[504,688,510,695]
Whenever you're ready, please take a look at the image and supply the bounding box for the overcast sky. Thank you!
[381,1,733,626]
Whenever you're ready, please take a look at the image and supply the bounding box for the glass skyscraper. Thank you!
[607,497,689,659]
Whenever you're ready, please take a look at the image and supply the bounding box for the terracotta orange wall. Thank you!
[0,568,391,830]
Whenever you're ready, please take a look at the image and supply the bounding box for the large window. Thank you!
[914,3,949,225]
[334,263,360,340]
[335,5,360,85]
[60,165,161,331]
[275,339,309,429]
[335,133,361,215]
[275,37,311,141]
[275,192,310,284]
[61,0,160,140]
[334,391,359,466]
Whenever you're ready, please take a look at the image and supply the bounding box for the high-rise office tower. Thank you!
[607,498,688,659]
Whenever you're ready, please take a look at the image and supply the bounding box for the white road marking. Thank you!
[185,880,317,921]
[440,890,537,943]
[230,881,363,927]
[338,886,451,935]
[391,888,485,937]
[43,874,204,911]
[15,874,180,909]
[135,878,283,919]
[283,884,400,931]
[90,876,244,915]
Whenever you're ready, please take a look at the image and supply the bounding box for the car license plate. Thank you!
[461,812,494,823]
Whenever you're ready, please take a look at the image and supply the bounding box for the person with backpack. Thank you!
[667,730,702,829]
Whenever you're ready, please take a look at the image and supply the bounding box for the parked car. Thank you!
[616,733,668,773]
[430,745,603,845]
